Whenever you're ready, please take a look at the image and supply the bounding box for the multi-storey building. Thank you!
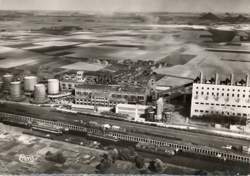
[75,84,147,107]
[191,73,250,118]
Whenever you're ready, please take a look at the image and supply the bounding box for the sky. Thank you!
[0,0,250,13]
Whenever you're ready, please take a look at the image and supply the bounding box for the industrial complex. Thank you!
[1,10,250,174]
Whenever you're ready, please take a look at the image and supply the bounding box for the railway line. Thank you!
[0,102,249,150]
[0,105,250,164]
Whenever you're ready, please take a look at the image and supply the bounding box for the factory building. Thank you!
[191,72,250,118]
[75,84,147,108]
[60,70,115,91]
[116,104,149,121]
[60,71,85,91]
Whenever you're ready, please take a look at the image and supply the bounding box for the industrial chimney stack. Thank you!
[200,71,204,84]
[246,74,250,87]
[215,73,219,85]
[231,73,234,86]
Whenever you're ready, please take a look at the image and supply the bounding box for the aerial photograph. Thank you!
[1,0,250,175]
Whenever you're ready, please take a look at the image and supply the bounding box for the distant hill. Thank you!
[199,13,219,21]
[223,13,248,22]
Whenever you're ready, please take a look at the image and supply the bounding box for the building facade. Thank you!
[116,104,149,121]
[191,73,250,118]
[75,85,147,107]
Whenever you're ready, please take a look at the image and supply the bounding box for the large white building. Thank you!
[191,73,250,119]
[116,104,149,121]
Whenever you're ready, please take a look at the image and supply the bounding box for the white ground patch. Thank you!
[34,41,79,47]
[61,62,106,71]
[0,58,38,68]
[0,46,16,54]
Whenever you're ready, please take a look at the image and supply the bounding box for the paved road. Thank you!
[0,102,250,150]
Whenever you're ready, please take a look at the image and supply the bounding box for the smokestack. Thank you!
[246,74,250,87]
[231,73,234,86]
[215,73,219,85]
[200,71,204,84]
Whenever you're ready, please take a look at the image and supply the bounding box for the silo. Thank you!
[24,76,37,92]
[34,84,46,102]
[10,81,21,99]
[156,97,164,121]
[48,79,59,95]
[2,74,13,92]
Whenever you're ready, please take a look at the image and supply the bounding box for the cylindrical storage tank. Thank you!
[10,81,21,98]
[34,84,46,101]
[2,74,13,92]
[24,76,37,92]
[48,79,59,95]
[0,81,3,90]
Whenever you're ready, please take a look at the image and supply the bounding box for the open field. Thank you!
[61,62,106,71]
[0,11,250,88]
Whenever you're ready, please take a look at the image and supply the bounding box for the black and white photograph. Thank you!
[0,0,250,175]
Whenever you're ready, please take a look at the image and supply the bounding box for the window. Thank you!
[227,93,229,96]
[222,93,224,96]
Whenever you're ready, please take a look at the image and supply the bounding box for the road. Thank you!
[0,102,250,150]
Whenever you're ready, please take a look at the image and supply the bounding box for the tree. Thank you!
[148,159,164,173]
[135,155,145,169]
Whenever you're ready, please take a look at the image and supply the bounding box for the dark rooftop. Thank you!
[75,84,147,94]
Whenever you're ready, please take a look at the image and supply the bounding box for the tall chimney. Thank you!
[200,71,203,84]
[246,74,250,87]
[215,73,219,85]
[231,73,234,86]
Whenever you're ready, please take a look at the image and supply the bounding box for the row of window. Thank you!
[193,109,248,117]
[195,91,250,98]
[194,102,250,108]
[195,86,250,92]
